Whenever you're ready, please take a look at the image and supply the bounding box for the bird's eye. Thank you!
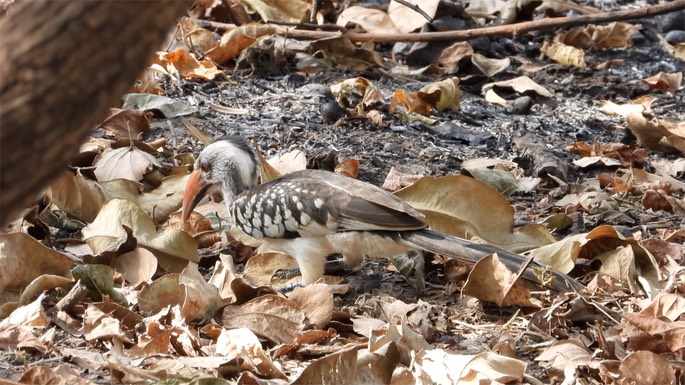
[199,163,209,172]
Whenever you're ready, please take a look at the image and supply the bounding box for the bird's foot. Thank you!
[276,280,304,293]
[271,254,347,283]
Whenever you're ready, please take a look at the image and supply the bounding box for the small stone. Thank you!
[320,100,347,124]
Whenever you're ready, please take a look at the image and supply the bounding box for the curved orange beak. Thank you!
[182,169,210,222]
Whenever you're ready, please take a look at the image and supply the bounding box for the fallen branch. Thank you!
[195,0,685,43]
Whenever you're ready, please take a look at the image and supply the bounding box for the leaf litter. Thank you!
[1,0,685,384]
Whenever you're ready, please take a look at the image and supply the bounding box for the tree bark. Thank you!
[0,1,190,226]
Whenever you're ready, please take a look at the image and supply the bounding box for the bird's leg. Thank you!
[272,253,359,282]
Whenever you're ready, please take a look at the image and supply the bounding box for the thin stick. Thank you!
[393,0,432,23]
[193,0,685,43]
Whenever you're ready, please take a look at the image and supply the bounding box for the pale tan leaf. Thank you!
[82,198,199,272]
[111,247,158,285]
[94,146,161,182]
[419,77,462,112]
[1,293,50,329]
[337,6,399,34]
[587,22,640,48]
[267,150,307,176]
[482,76,553,98]
[395,176,555,252]
[387,0,440,33]
[237,0,308,23]
[417,350,526,384]
[541,41,587,68]
[291,346,359,385]
[471,52,511,77]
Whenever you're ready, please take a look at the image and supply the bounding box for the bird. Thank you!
[182,136,583,292]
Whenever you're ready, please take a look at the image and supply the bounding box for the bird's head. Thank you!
[182,137,259,221]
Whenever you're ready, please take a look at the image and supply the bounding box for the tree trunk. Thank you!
[0,1,190,226]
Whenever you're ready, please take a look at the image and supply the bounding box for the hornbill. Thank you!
[182,136,583,292]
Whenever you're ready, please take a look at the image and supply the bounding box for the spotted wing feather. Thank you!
[231,170,426,239]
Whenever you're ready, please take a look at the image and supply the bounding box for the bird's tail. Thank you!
[399,229,584,293]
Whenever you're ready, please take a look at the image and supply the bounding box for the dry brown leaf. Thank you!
[416,349,526,384]
[83,305,128,343]
[137,274,184,313]
[1,293,50,329]
[0,233,74,292]
[208,253,238,302]
[20,364,89,385]
[330,77,385,108]
[161,48,224,80]
[45,172,135,222]
[627,111,685,153]
[382,167,423,191]
[216,327,288,379]
[658,34,685,60]
[640,293,685,321]
[463,253,539,307]
[556,27,594,50]
[536,339,592,378]
[619,350,676,385]
[179,18,218,57]
[642,71,682,93]
[212,24,277,64]
[111,247,157,285]
[266,150,307,176]
[622,312,685,352]
[291,345,359,385]
[243,252,298,286]
[288,284,334,329]
[389,89,432,115]
[587,22,640,48]
[98,108,152,139]
[46,172,186,224]
[437,41,473,74]
[179,262,222,322]
[334,158,359,178]
[598,95,656,117]
[0,324,49,354]
[484,88,508,107]
[311,37,383,71]
[222,294,305,344]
